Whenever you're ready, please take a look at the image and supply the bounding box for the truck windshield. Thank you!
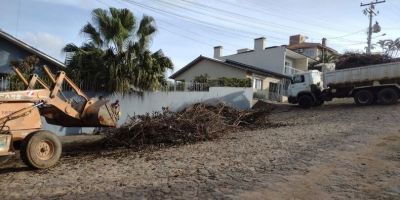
[292,75,305,84]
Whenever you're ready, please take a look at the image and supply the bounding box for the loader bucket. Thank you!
[81,100,119,127]
[41,100,119,127]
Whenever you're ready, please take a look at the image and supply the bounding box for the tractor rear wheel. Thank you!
[20,130,62,169]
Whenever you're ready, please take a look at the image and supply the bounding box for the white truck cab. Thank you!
[288,70,323,107]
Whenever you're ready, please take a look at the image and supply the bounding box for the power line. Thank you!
[148,0,289,40]
[154,19,244,49]
[162,0,352,42]
[171,0,317,34]
[328,29,366,40]
[120,0,290,43]
[214,0,352,33]
[96,0,239,51]
[105,0,374,52]
[150,0,363,44]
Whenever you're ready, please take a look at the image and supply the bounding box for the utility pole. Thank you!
[361,0,385,54]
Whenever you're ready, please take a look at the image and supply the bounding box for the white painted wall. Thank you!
[221,46,286,75]
[43,87,253,136]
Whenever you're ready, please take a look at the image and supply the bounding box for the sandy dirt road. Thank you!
[0,101,399,199]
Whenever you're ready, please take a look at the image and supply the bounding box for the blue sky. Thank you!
[1,0,399,75]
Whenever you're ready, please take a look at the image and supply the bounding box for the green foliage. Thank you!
[9,55,40,90]
[214,77,252,87]
[309,52,338,70]
[253,92,267,100]
[64,7,173,94]
[375,38,400,58]
[193,74,209,83]
[10,55,39,75]
[321,53,337,63]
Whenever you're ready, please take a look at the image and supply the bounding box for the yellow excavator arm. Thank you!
[4,66,119,127]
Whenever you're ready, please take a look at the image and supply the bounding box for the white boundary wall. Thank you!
[43,87,253,136]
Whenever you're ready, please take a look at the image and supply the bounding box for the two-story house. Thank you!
[170,37,316,101]
[287,34,338,62]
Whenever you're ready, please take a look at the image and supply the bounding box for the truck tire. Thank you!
[354,90,374,106]
[298,95,314,108]
[20,130,62,169]
[378,88,399,105]
[314,99,324,106]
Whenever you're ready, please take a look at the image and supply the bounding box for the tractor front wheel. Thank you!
[20,130,62,169]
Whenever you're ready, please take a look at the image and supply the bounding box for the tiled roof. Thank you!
[287,43,338,54]
[169,56,291,79]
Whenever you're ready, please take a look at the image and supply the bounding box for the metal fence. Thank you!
[159,81,225,92]
[283,66,304,76]
[0,77,222,93]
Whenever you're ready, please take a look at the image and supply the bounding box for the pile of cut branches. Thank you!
[336,53,393,70]
[104,103,278,147]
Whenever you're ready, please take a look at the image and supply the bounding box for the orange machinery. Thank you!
[0,66,119,169]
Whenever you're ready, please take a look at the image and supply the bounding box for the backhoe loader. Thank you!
[0,66,119,169]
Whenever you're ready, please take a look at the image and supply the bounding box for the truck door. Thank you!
[289,74,307,97]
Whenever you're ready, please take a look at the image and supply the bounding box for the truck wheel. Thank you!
[354,90,374,106]
[298,95,314,108]
[378,88,399,105]
[314,99,324,106]
[20,130,62,169]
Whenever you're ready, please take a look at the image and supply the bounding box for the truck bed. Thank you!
[324,62,400,88]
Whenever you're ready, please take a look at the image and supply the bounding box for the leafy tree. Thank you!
[9,55,40,90]
[375,38,400,58]
[320,53,337,63]
[64,7,173,93]
[10,55,39,75]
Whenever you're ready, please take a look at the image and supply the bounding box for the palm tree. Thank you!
[321,53,337,63]
[64,7,173,93]
[375,38,400,58]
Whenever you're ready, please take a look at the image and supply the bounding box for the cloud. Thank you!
[21,32,66,61]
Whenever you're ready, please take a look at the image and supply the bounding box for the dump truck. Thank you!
[288,62,400,108]
[0,66,119,169]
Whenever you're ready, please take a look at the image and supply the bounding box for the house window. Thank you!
[253,78,263,90]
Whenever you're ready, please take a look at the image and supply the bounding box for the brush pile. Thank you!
[105,103,278,147]
[336,53,393,70]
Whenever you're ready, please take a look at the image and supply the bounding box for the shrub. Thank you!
[218,77,252,87]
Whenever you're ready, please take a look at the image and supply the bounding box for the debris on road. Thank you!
[104,103,283,147]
